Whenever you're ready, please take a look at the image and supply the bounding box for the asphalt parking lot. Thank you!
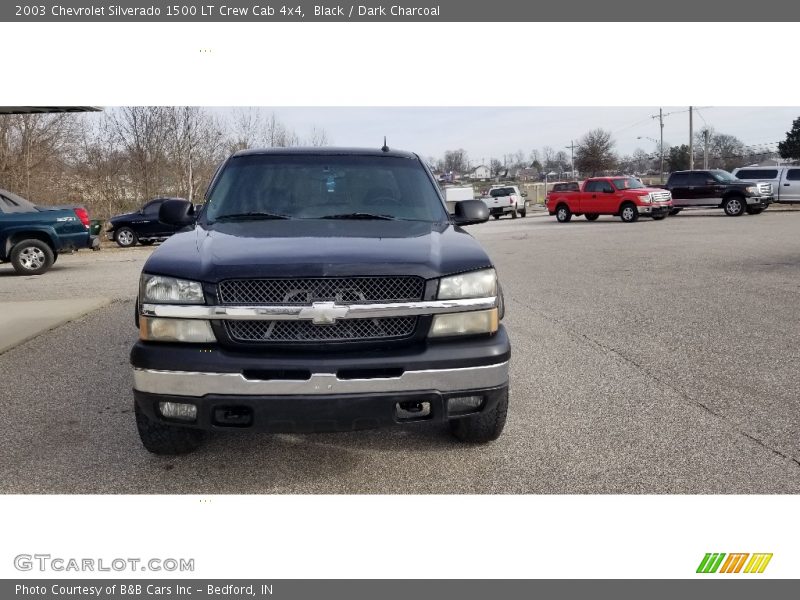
[1,208,799,493]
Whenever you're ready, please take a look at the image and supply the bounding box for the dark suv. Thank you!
[107,197,190,247]
[662,169,773,216]
[130,147,511,454]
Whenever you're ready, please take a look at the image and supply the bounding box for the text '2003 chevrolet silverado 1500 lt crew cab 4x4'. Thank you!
[131,147,511,454]
[0,187,99,275]
[545,176,673,223]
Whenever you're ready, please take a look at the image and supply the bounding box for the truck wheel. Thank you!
[652,214,667,221]
[10,239,55,275]
[620,203,639,223]
[669,208,682,216]
[723,196,745,216]
[585,213,599,221]
[139,239,155,246]
[449,389,508,443]
[746,206,764,215]
[519,207,527,218]
[556,205,572,223]
[115,227,138,247]
[135,404,205,455]
[511,206,518,219]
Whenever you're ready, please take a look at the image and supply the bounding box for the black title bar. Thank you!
[4,0,799,21]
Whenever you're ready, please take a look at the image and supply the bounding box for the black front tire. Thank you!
[135,404,205,455]
[619,202,639,222]
[669,208,682,216]
[519,208,527,218]
[511,208,518,219]
[585,213,599,221]
[723,196,746,216]
[746,207,764,215]
[652,214,667,220]
[10,239,55,275]
[449,389,509,443]
[115,227,138,248]
[139,239,156,246]
[556,205,572,223]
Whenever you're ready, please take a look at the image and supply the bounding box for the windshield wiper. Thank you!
[319,212,396,220]
[213,211,292,221]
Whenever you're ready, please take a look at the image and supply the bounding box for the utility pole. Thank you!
[565,140,576,178]
[651,108,665,183]
[659,108,664,183]
[703,128,710,169]
[689,106,694,170]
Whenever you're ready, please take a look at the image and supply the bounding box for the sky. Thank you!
[207,106,799,166]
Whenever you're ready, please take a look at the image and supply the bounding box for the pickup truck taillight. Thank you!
[74,207,90,228]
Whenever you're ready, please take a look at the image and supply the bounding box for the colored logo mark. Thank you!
[697,553,773,574]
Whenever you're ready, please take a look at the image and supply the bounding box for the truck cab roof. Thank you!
[232,147,420,159]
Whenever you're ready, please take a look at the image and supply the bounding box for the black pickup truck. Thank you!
[0,187,98,275]
[661,169,773,216]
[131,147,510,454]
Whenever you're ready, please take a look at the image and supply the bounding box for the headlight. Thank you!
[140,274,205,304]
[746,186,758,194]
[640,193,652,203]
[139,317,216,343]
[438,268,497,299]
[429,309,499,338]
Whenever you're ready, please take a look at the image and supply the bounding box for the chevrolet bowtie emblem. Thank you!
[299,301,349,325]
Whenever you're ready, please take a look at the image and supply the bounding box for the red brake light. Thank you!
[74,207,90,228]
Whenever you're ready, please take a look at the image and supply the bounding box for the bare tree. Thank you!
[307,126,330,147]
[574,129,617,176]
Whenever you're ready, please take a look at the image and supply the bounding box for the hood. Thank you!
[110,211,140,222]
[142,219,493,282]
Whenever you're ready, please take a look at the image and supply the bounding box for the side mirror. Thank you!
[453,199,489,226]
[159,199,195,227]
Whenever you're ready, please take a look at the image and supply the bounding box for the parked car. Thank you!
[732,166,800,204]
[107,197,191,247]
[0,188,98,275]
[545,176,672,223]
[660,170,773,216]
[130,147,510,454]
[484,185,526,219]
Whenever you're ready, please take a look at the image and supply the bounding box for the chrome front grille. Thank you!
[218,276,425,305]
[217,276,425,344]
[758,182,773,195]
[651,191,672,202]
[225,317,418,343]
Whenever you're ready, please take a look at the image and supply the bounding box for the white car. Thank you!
[483,185,527,219]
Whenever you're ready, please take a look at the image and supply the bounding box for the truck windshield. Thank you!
[205,154,447,223]
[612,178,646,190]
[711,170,737,183]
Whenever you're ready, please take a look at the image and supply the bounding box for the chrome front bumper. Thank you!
[133,361,509,397]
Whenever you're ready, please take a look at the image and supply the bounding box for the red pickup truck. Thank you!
[546,177,673,223]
